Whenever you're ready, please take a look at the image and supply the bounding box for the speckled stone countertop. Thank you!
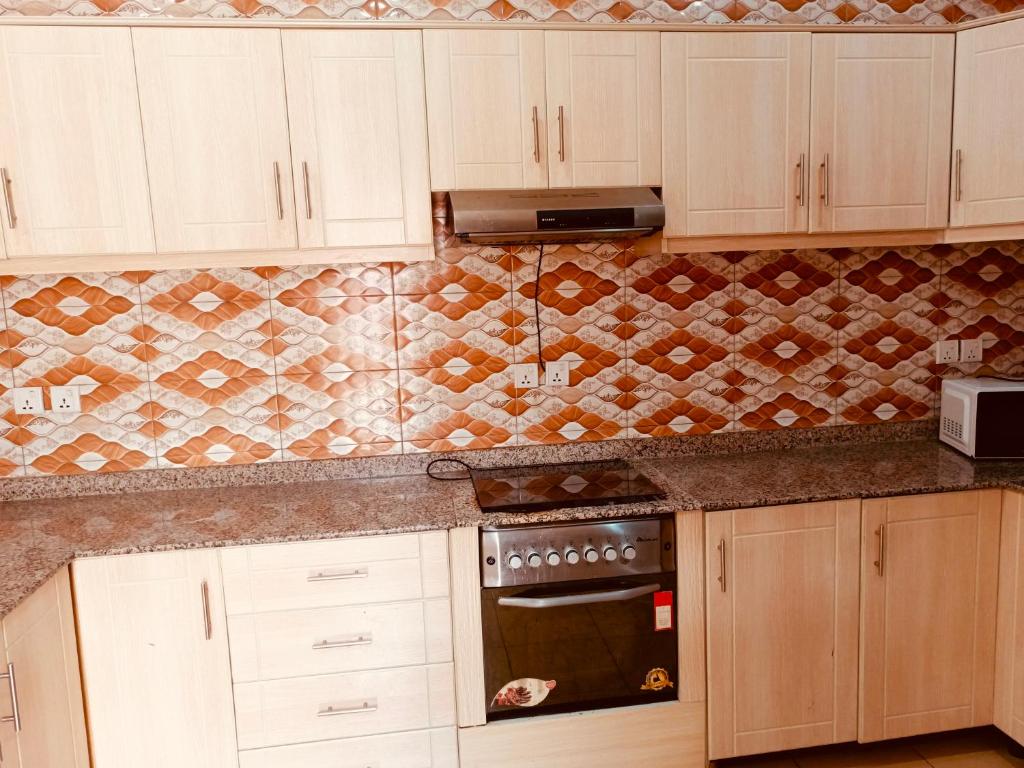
[4,435,1024,620]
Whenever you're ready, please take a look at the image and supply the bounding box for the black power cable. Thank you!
[534,243,546,373]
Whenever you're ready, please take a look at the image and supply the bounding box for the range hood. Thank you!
[448,187,665,245]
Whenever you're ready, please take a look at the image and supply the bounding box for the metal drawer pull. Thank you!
[302,161,312,220]
[955,149,963,202]
[0,663,21,732]
[819,153,830,207]
[874,523,886,577]
[273,161,284,221]
[312,634,372,651]
[717,539,726,593]
[557,105,566,162]
[497,583,659,609]
[307,568,369,582]
[796,153,806,207]
[201,579,213,641]
[317,700,378,718]
[1,168,15,229]
[531,106,541,164]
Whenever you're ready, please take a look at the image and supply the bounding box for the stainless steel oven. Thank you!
[480,517,677,721]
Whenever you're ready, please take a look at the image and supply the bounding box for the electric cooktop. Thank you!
[470,459,667,515]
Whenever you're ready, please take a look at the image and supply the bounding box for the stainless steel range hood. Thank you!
[448,187,665,245]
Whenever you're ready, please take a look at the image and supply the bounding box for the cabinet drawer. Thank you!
[234,664,456,750]
[237,727,458,768]
[228,599,453,682]
[221,532,449,614]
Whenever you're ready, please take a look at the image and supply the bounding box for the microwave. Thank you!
[939,377,1024,459]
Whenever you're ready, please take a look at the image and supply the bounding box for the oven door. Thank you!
[481,574,678,721]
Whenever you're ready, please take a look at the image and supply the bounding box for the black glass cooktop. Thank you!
[470,459,667,515]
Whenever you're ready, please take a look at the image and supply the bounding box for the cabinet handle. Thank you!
[307,567,368,582]
[819,153,830,207]
[317,700,377,718]
[716,539,726,593]
[0,663,21,733]
[557,105,566,163]
[531,106,541,164]
[201,580,213,641]
[302,161,312,220]
[796,153,806,207]
[312,634,372,651]
[874,523,886,577]
[273,162,284,221]
[955,149,963,203]
[1,168,15,229]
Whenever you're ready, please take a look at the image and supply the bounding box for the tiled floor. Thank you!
[718,729,1024,768]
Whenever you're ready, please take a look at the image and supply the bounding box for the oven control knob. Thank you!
[507,553,524,570]
[603,546,618,562]
[621,544,637,561]
[546,550,561,567]
[583,546,600,564]
[564,548,581,565]
[527,551,543,568]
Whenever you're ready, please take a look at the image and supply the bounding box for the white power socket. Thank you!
[12,387,44,414]
[513,363,539,389]
[935,339,960,365]
[51,385,82,413]
[960,338,984,363]
[544,361,570,387]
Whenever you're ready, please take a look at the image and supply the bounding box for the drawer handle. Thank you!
[312,634,372,651]
[307,568,368,582]
[317,700,377,718]
[0,663,22,732]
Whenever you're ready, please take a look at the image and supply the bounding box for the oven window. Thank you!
[481,574,679,721]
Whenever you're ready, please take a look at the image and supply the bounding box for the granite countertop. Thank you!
[4,437,1024,620]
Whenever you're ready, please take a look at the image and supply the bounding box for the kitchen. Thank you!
[0,3,1023,768]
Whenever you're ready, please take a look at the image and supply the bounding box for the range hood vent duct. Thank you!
[448,187,665,245]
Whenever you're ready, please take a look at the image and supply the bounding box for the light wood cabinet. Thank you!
[809,34,953,234]
[73,549,239,768]
[133,28,297,254]
[424,29,548,191]
[662,32,811,238]
[859,490,1000,741]
[282,30,432,250]
[0,567,88,768]
[0,26,154,259]
[995,490,1024,745]
[706,500,860,760]
[950,18,1024,229]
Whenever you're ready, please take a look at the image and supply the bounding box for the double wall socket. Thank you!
[11,385,82,414]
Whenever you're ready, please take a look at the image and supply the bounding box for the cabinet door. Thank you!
[996,491,1024,744]
[73,549,238,768]
[0,567,89,768]
[0,26,154,258]
[950,19,1024,228]
[662,33,810,238]
[283,30,431,250]
[424,30,547,191]
[860,490,1000,742]
[545,31,660,189]
[809,34,953,233]
[706,501,860,760]
[133,28,296,254]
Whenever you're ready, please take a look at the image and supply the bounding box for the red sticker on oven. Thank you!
[654,590,673,632]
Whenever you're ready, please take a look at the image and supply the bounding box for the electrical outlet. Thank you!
[513,363,539,389]
[50,385,82,413]
[12,387,44,414]
[544,360,570,387]
[960,338,984,363]
[935,339,960,365]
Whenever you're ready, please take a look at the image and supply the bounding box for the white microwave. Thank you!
[939,377,1024,459]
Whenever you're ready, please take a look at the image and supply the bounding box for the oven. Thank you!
[480,517,678,721]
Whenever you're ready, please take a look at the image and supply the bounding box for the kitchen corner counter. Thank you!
[4,435,1024,622]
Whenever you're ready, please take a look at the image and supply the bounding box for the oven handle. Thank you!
[497,583,660,609]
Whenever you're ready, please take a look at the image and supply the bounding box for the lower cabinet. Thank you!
[0,567,88,768]
[859,490,1000,741]
[995,490,1024,744]
[72,549,239,768]
[706,500,860,760]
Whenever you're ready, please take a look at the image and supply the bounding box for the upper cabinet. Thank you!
[282,30,432,250]
[809,34,953,234]
[0,26,154,259]
[424,30,660,191]
[662,32,811,239]
[950,17,1024,230]
[133,28,297,254]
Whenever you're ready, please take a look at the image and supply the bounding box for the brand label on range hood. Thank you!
[537,207,635,231]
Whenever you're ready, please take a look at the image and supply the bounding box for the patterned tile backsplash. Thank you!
[1,216,1022,476]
